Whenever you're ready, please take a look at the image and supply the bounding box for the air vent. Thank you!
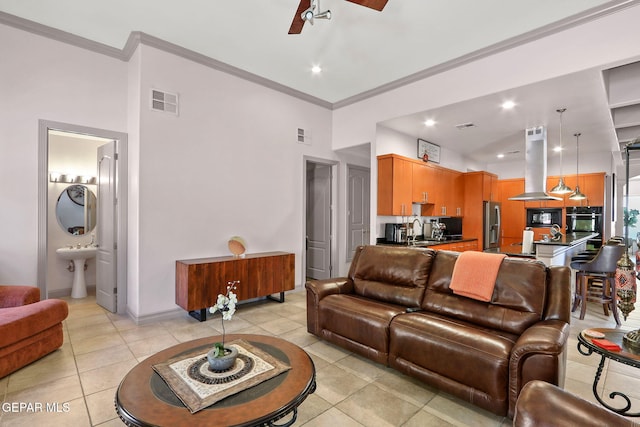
[297,128,311,145]
[151,89,179,115]
[455,122,476,130]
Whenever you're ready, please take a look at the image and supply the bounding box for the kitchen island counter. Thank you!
[535,232,598,267]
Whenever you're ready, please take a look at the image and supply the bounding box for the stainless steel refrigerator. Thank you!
[483,201,501,250]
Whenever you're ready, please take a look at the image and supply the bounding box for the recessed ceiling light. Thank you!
[502,100,516,110]
[553,146,563,152]
[497,153,505,158]
[311,65,322,74]
[424,119,436,127]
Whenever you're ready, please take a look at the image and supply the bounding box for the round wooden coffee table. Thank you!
[115,334,316,427]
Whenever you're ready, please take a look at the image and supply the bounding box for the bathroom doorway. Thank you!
[38,120,128,313]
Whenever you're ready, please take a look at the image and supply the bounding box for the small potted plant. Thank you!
[207,280,239,371]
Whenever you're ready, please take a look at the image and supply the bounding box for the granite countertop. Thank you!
[484,244,536,258]
[533,232,598,247]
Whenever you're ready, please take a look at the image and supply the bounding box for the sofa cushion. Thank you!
[390,312,517,414]
[422,251,547,335]
[0,299,68,348]
[349,246,435,307]
[319,294,406,355]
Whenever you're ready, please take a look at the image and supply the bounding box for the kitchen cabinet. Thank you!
[438,169,464,216]
[175,252,295,321]
[430,239,478,252]
[412,162,437,204]
[463,171,497,249]
[563,173,605,207]
[378,154,413,215]
[378,154,464,217]
[497,179,526,244]
[483,173,499,202]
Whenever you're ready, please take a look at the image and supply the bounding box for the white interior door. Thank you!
[96,141,117,312]
[306,163,332,280]
[347,166,370,260]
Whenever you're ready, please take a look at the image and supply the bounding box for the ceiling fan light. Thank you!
[302,8,315,23]
[315,10,331,20]
[550,177,573,194]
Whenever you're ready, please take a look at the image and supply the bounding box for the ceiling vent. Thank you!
[455,122,476,130]
[151,89,179,115]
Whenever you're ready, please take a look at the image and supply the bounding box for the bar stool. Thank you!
[570,243,624,325]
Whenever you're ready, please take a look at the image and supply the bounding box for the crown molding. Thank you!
[0,11,333,110]
[3,0,639,112]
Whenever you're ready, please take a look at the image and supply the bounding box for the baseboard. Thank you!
[48,285,96,299]
[127,307,186,325]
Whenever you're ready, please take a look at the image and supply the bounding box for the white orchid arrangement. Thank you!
[209,280,239,358]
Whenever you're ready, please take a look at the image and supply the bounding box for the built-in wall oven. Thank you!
[566,206,604,247]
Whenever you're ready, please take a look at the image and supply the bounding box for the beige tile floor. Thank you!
[1,289,639,426]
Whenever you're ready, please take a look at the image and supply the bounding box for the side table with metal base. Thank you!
[577,328,640,417]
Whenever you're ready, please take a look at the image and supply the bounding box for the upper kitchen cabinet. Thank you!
[438,168,464,217]
[563,172,605,207]
[482,172,499,202]
[412,162,437,205]
[378,154,413,216]
[378,154,464,217]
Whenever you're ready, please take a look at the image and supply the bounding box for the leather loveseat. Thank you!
[0,285,69,378]
[306,245,571,418]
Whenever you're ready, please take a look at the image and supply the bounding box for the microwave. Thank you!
[526,208,562,228]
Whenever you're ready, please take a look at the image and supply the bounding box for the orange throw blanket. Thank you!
[449,251,506,302]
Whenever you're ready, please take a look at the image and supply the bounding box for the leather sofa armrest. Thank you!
[508,320,570,417]
[514,380,634,426]
[0,285,40,308]
[305,278,353,335]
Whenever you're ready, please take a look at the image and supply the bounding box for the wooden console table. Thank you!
[176,252,295,321]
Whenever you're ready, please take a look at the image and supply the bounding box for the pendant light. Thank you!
[569,132,586,200]
[550,108,573,194]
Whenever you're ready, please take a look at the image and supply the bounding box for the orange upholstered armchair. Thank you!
[0,285,68,378]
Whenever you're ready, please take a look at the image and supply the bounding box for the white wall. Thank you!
[130,45,335,318]
[0,24,128,287]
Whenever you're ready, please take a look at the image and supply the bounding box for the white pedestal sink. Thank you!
[56,246,97,298]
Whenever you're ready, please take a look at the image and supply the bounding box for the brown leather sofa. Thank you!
[0,285,69,378]
[514,380,634,426]
[306,245,571,418]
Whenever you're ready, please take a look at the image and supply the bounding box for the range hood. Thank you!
[508,126,562,201]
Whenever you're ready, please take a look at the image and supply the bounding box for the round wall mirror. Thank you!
[56,185,97,235]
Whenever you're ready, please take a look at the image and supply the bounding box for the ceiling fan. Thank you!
[288,0,389,34]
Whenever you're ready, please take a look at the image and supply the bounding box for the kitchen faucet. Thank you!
[407,217,422,245]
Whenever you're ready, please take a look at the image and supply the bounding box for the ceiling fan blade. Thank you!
[345,0,389,11]
[288,0,311,34]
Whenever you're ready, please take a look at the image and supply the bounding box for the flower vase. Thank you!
[206,346,238,371]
